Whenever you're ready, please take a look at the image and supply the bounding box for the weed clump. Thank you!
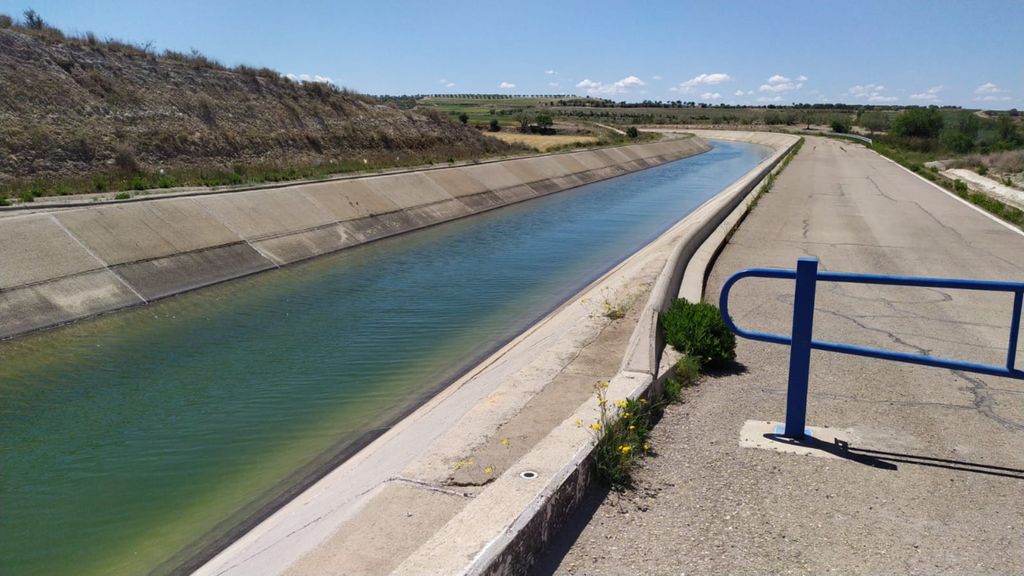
[590,382,651,490]
[659,299,736,369]
[663,355,701,403]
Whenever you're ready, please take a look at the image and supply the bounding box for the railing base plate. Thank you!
[739,420,855,460]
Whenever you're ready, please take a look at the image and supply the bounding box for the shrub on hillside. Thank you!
[659,299,736,368]
[626,126,639,138]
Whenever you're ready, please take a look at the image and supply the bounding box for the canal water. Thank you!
[0,141,770,575]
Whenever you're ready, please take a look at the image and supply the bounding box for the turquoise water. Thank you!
[0,141,770,575]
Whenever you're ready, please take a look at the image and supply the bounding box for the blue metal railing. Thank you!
[719,258,1024,439]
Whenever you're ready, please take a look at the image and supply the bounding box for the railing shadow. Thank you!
[764,434,1024,480]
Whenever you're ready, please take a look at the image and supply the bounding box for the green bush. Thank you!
[954,179,968,194]
[626,126,639,138]
[114,191,131,200]
[830,120,849,134]
[660,299,736,368]
[891,108,944,139]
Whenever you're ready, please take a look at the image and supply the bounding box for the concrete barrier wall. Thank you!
[0,138,711,339]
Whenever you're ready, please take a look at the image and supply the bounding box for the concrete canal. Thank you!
[0,141,769,575]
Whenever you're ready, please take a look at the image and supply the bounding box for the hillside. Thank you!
[0,16,512,199]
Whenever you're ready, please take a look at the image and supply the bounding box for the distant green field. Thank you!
[417,96,568,129]
[414,95,885,130]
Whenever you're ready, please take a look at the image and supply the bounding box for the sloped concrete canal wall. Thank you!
[0,138,710,339]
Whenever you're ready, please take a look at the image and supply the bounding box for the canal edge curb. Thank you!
[392,131,800,575]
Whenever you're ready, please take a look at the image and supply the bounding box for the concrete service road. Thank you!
[543,136,1024,575]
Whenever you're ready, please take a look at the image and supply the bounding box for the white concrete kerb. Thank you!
[396,131,800,576]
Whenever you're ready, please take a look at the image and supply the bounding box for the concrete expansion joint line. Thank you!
[188,196,281,268]
[46,213,150,303]
[390,476,476,497]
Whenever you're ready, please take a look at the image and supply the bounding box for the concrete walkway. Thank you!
[540,136,1024,575]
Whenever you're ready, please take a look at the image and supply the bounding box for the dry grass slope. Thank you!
[0,14,515,198]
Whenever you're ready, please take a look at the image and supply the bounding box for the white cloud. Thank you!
[910,85,943,101]
[545,69,557,75]
[287,73,333,85]
[445,82,456,88]
[759,74,805,94]
[672,72,731,93]
[976,94,1012,102]
[499,81,516,89]
[575,75,646,95]
[974,82,1011,101]
[652,75,663,81]
[734,89,745,96]
[548,82,560,88]
[847,83,897,102]
[439,78,447,84]
[700,92,722,100]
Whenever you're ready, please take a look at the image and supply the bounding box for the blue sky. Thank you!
[5,0,1022,108]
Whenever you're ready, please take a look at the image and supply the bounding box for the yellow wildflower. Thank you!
[590,422,601,431]
[575,419,583,428]
[501,437,509,446]
[628,425,635,430]
[615,399,628,408]
[618,445,631,454]
[485,466,493,474]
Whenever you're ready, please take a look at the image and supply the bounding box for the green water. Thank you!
[0,141,770,575]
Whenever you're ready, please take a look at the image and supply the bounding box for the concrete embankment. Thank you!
[0,138,709,339]
[191,132,797,576]
[391,130,798,576]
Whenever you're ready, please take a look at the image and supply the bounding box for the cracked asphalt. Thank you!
[537,136,1024,575]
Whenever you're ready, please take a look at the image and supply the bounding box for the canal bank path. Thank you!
[538,135,1024,575]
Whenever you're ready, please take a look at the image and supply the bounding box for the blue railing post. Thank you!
[1008,290,1022,371]
[784,258,819,439]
